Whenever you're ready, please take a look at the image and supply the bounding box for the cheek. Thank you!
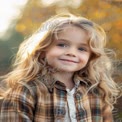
[79,54,90,63]
[46,48,63,58]
[45,50,59,63]
[46,52,58,59]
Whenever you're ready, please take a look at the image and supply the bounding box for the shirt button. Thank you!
[55,108,65,115]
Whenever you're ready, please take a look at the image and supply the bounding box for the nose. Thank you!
[65,47,76,57]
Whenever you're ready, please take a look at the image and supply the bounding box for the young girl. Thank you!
[0,13,121,122]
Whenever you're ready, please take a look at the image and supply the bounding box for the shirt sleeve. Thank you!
[0,84,36,122]
[102,104,113,122]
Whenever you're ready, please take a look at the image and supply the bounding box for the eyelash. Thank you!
[57,43,67,47]
[78,47,87,51]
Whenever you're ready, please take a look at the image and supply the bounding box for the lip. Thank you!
[59,59,78,63]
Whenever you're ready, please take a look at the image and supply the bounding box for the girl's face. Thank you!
[45,25,91,73]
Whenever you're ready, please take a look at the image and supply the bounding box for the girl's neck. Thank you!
[53,71,75,90]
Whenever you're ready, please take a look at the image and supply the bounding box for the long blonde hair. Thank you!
[0,13,121,108]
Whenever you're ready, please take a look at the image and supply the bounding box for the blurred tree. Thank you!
[0,30,24,74]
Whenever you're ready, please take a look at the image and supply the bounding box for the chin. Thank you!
[57,68,75,73]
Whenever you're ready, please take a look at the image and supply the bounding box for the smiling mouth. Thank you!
[59,59,78,63]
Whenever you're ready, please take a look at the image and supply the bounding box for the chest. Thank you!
[33,87,103,122]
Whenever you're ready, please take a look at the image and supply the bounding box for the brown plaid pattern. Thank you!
[0,77,113,122]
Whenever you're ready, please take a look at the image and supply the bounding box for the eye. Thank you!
[78,47,87,51]
[57,43,67,47]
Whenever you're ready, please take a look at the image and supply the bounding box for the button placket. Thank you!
[66,87,77,122]
[71,114,76,119]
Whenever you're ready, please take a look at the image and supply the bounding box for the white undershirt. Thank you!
[65,87,77,122]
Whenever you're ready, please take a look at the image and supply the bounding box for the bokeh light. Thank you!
[0,0,28,39]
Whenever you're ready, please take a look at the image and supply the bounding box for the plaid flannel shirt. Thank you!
[0,76,113,122]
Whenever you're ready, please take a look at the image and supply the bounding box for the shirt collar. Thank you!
[36,74,90,93]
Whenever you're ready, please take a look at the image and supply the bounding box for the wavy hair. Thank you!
[0,13,121,108]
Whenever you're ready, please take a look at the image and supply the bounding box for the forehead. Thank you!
[54,24,90,44]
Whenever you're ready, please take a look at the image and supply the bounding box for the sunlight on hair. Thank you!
[22,30,48,59]
[41,0,58,6]
[106,61,112,70]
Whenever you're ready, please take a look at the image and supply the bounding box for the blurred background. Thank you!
[0,0,122,120]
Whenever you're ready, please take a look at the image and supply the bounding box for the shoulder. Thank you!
[2,80,39,102]
[12,78,48,98]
